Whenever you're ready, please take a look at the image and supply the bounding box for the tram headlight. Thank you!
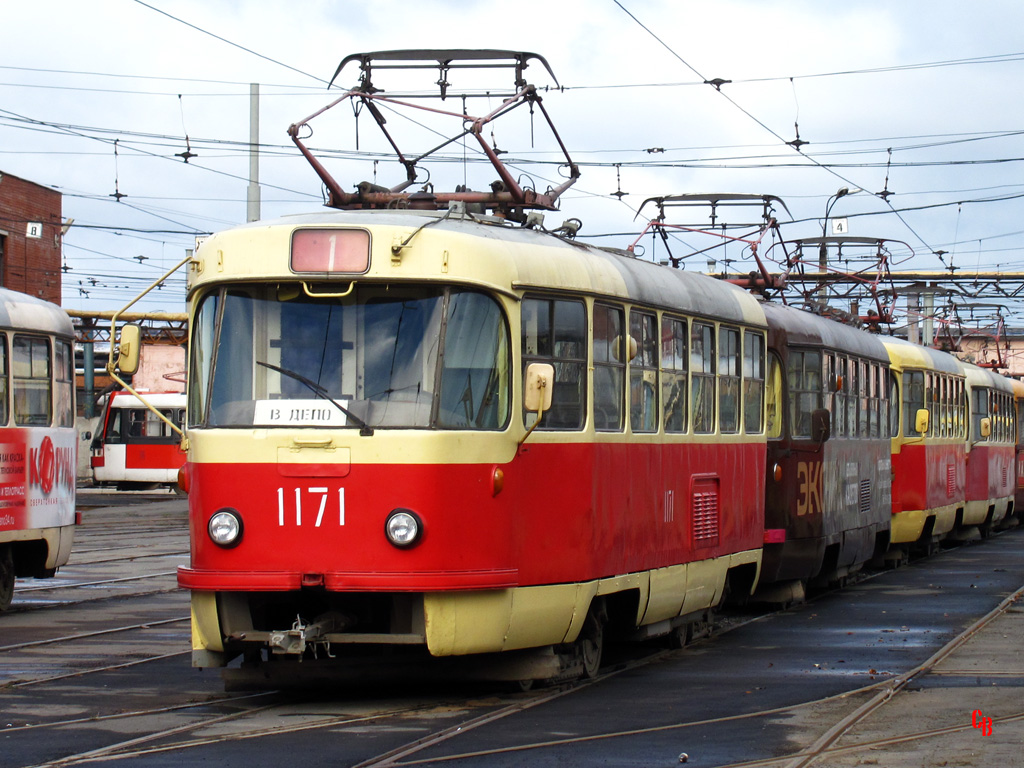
[208,509,243,548]
[385,509,422,548]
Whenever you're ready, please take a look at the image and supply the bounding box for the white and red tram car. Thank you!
[177,210,770,676]
[0,287,77,611]
[90,390,186,491]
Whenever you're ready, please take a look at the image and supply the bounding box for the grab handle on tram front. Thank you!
[291,436,334,448]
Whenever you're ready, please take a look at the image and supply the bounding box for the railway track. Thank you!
[3,497,1022,767]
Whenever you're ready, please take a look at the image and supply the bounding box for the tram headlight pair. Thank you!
[208,509,243,548]
[385,509,422,548]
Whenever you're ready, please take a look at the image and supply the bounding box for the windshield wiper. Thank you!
[256,360,373,436]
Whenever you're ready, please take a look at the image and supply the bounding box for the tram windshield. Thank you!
[189,284,511,430]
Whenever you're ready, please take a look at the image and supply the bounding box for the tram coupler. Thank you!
[268,612,351,655]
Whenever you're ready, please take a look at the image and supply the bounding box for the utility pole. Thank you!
[247,83,261,223]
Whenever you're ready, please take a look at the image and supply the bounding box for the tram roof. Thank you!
[0,287,72,337]
[760,302,889,362]
[195,209,766,327]
[961,360,1013,393]
[879,335,964,376]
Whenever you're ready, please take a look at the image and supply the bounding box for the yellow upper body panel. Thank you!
[188,209,766,328]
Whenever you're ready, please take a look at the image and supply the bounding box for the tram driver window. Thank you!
[521,297,586,430]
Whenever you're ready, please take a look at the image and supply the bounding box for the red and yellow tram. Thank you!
[1012,378,1024,518]
[176,210,769,679]
[962,363,1015,533]
[882,337,967,549]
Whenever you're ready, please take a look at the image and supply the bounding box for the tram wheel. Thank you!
[0,545,14,612]
[577,608,605,679]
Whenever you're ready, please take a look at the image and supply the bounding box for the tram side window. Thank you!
[955,379,966,438]
[877,364,889,438]
[691,322,715,434]
[189,290,218,427]
[788,349,822,439]
[0,334,8,426]
[522,297,586,430]
[719,327,740,434]
[995,392,1011,442]
[766,352,783,439]
[903,371,924,437]
[12,335,51,427]
[661,316,687,433]
[847,358,860,437]
[104,409,124,442]
[56,339,74,428]
[1018,398,1024,443]
[743,331,765,434]
[926,373,939,439]
[858,360,871,437]
[593,304,625,431]
[888,371,899,437]
[867,363,879,438]
[437,291,510,430]
[831,355,845,438]
[879,364,889,437]
[629,311,658,433]
[972,388,988,442]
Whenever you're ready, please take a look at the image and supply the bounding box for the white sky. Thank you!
[3,0,1024,330]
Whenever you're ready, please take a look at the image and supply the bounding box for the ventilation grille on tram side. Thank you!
[859,479,872,516]
[692,478,720,545]
[947,464,957,499]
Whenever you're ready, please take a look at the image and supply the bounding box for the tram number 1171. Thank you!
[277,487,346,527]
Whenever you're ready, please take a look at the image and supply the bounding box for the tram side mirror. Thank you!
[811,408,831,444]
[116,324,142,375]
[915,408,930,435]
[524,363,555,415]
[980,417,992,438]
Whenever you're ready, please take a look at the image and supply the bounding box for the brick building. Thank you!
[0,171,63,305]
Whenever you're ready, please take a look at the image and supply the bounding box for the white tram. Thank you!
[0,287,77,611]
